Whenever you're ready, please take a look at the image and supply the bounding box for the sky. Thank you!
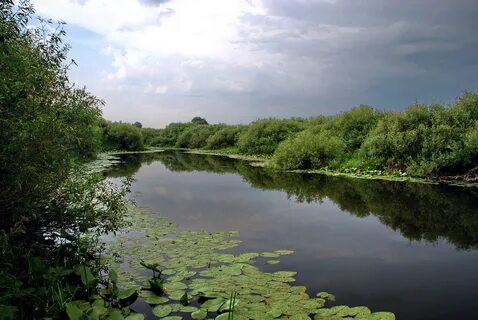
[33,0,478,128]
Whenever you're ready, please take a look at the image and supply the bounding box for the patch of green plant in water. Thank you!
[105,206,395,320]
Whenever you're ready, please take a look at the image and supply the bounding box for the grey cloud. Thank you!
[231,0,478,112]
[99,0,478,126]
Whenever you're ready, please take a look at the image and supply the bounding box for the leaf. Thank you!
[191,309,208,320]
[118,287,138,300]
[152,304,172,318]
[166,281,188,290]
[66,302,83,320]
[107,309,124,320]
[78,265,96,288]
[368,312,396,320]
[180,292,189,306]
[219,298,239,312]
[200,298,226,312]
[179,305,198,313]
[91,300,108,316]
[215,314,230,320]
[168,290,186,300]
[316,292,335,301]
[145,295,169,304]
[149,278,164,295]
[109,269,118,284]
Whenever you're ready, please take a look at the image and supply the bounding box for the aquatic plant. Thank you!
[106,206,395,319]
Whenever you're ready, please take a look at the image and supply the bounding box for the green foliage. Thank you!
[141,127,162,147]
[272,106,380,170]
[176,124,224,149]
[237,119,305,155]
[206,125,245,149]
[362,93,478,176]
[153,122,195,147]
[102,122,145,151]
[0,2,130,318]
[191,116,209,125]
[273,130,346,169]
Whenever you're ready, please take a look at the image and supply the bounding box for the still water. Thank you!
[107,151,478,320]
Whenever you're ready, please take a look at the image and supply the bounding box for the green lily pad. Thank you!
[368,312,396,320]
[166,281,188,290]
[260,252,280,258]
[200,298,226,312]
[179,305,199,313]
[274,250,294,256]
[118,287,138,300]
[168,290,186,300]
[152,304,172,318]
[267,260,280,265]
[145,295,169,304]
[316,292,336,301]
[191,308,208,319]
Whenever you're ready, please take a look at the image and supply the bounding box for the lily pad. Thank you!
[191,308,208,319]
[145,295,169,304]
[152,304,172,318]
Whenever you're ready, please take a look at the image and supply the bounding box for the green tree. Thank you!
[102,122,145,151]
[0,2,129,318]
[191,116,208,125]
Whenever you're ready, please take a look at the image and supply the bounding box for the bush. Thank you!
[237,119,305,155]
[175,124,224,149]
[206,125,244,149]
[103,122,144,151]
[141,127,162,147]
[273,130,346,170]
[153,123,194,147]
[361,93,478,176]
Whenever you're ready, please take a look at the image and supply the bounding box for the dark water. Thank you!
[107,151,478,320]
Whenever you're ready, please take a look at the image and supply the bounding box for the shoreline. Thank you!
[110,147,478,188]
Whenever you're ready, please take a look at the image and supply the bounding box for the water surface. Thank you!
[107,151,478,320]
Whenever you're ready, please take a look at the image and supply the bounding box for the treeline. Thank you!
[140,93,478,178]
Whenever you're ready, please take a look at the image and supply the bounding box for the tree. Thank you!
[0,2,129,318]
[133,121,143,128]
[191,116,208,125]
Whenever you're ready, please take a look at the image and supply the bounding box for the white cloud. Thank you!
[33,0,478,127]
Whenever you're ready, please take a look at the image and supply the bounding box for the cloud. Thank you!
[33,0,478,127]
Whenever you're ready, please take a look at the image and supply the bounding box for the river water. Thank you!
[107,151,478,320]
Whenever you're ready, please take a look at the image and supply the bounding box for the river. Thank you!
[106,151,478,320]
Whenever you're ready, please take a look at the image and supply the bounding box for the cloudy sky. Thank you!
[34,0,478,128]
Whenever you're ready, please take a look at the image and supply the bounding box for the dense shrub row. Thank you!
[145,93,478,178]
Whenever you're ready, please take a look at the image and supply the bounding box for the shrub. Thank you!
[361,94,478,176]
[237,119,305,155]
[153,122,194,147]
[175,124,224,149]
[103,122,144,151]
[141,127,162,147]
[273,130,346,170]
[206,125,245,149]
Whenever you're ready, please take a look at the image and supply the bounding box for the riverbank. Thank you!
[146,148,478,188]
